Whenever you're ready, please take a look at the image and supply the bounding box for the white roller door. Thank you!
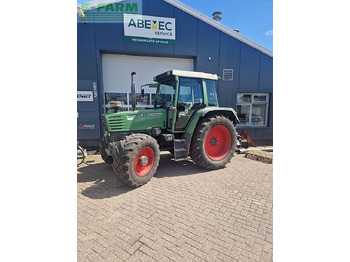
[102,54,194,111]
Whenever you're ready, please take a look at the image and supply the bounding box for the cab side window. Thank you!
[205,80,219,106]
[178,78,203,105]
[176,78,204,129]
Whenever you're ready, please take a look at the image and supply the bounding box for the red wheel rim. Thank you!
[205,125,232,161]
[134,147,155,177]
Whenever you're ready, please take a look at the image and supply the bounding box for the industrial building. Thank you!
[77,0,273,147]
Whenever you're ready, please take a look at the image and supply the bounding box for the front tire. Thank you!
[111,134,160,187]
[190,115,237,169]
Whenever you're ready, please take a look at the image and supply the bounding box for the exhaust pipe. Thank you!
[131,72,136,111]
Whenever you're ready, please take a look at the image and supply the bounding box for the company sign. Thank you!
[124,14,175,45]
[78,123,96,130]
[77,91,93,102]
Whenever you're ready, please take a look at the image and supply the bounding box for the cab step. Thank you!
[173,139,188,161]
[175,148,187,152]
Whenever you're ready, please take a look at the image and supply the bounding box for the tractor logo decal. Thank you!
[126,113,162,120]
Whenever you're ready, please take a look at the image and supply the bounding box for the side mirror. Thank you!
[140,83,157,98]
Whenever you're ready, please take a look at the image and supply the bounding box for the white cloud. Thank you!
[263,29,273,37]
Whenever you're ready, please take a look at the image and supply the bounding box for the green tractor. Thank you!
[100,70,240,187]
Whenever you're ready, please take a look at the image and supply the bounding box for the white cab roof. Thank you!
[170,70,219,80]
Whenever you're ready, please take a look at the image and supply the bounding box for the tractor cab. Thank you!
[153,70,220,132]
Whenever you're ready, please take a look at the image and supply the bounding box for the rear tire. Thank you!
[111,134,160,187]
[190,115,237,169]
[100,136,113,165]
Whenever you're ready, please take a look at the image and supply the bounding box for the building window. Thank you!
[236,93,269,126]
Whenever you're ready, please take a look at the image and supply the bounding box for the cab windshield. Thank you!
[154,80,176,108]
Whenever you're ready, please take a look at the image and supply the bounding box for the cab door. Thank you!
[174,77,204,130]
[154,82,176,130]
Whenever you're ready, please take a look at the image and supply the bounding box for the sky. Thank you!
[77,0,273,51]
[179,0,273,51]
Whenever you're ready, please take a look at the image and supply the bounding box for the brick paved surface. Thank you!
[77,152,273,262]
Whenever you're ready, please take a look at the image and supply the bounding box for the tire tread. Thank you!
[111,134,160,187]
[190,115,236,169]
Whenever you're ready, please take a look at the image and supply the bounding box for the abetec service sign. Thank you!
[124,14,175,45]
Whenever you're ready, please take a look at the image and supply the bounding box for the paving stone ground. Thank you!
[77,152,273,262]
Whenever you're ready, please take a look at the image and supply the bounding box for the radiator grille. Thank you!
[107,115,125,132]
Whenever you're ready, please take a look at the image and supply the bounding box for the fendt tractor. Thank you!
[100,70,240,187]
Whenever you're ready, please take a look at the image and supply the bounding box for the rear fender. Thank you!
[200,107,240,124]
[185,107,240,135]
